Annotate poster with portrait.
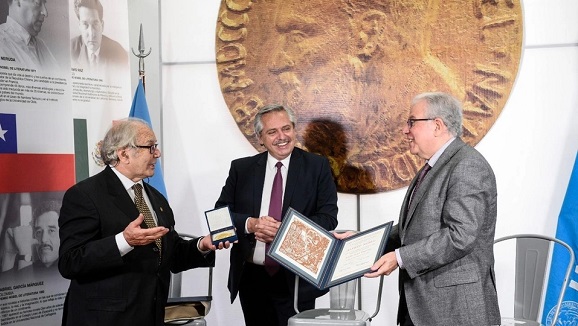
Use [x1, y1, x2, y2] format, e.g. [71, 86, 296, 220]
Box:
[0, 0, 133, 325]
[0, 192, 69, 326]
[67, 0, 132, 177]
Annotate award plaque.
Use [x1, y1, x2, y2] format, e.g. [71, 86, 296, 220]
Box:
[204, 206, 237, 245]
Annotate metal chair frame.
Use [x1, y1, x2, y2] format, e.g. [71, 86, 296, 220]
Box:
[494, 234, 575, 326]
[292, 274, 385, 322]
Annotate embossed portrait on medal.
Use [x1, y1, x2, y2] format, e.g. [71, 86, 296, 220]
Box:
[216, 0, 523, 193]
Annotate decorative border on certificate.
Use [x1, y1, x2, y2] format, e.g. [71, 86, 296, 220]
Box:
[204, 206, 237, 245]
[268, 207, 393, 290]
[268, 208, 335, 285]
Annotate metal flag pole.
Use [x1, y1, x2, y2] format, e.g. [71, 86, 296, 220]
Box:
[131, 23, 152, 91]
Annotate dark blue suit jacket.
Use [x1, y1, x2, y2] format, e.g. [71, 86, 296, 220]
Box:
[58, 166, 214, 326]
[215, 147, 338, 303]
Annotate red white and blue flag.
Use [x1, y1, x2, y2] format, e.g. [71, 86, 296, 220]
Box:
[0, 113, 75, 193]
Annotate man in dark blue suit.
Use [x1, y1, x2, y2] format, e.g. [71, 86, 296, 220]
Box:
[58, 118, 230, 326]
[216, 104, 339, 326]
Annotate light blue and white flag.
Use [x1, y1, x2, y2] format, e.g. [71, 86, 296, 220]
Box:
[129, 79, 168, 198]
[542, 151, 578, 325]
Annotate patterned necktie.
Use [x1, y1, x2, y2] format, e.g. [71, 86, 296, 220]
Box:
[133, 184, 162, 254]
[265, 162, 283, 275]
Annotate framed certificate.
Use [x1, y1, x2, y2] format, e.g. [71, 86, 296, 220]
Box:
[204, 206, 237, 245]
[268, 207, 392, 290]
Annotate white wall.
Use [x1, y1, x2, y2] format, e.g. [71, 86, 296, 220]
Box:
[131, 1, 578, 325]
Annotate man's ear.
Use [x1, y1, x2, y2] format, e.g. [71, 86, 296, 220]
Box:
[433, 118, 446, 135]
[118, 149, 129, 161]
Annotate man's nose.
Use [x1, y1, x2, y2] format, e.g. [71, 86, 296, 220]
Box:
[41, 231, 50, 243]
[40, 3, 48, 17]
[269, 49, 294, 74]
[402, 124, 410, 134]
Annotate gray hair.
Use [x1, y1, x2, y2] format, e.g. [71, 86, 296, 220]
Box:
[412, 92, 463, 137]
[100, 118, 150, 166]
[253, 104, 297, 137]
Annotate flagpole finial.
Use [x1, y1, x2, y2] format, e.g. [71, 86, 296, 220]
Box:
[131, 23, 152, 87]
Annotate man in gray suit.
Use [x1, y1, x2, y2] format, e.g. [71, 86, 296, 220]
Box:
[340, 92, 501, 325]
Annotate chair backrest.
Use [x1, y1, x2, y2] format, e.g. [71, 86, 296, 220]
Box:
[494, 234, 575, 325]
[292, 275, 385, 321]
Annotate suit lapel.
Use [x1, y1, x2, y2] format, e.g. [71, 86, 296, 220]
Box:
[283, 148, 303, 218]
[401, 138, 467, 232]
[253, 153, 267, 215]
[104, 166, 139, 224]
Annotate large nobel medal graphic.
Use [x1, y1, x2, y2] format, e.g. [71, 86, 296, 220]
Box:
[216, 0, 523, 193]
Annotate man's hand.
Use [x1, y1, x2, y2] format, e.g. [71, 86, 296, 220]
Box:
[365, 251, 399, 278]
[123, 214, 169, 247]
[332, 230, 357, 240]
[12, 225, 35, 256]
[198, 234, 236, 251]
[248, 216, 280, 243]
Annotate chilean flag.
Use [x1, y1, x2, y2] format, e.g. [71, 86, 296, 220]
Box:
[0, 113, 75, 193]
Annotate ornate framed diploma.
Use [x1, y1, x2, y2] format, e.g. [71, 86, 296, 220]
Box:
[204, 206, 237, 245]
[268, 207, 392, 290]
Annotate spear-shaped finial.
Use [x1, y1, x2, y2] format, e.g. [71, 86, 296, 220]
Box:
[131, 23, 152, 89]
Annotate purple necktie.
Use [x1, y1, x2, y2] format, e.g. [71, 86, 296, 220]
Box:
[265, 161, 283, 275]
[409, 163, 431, 208]
[404, 163, 431, 228]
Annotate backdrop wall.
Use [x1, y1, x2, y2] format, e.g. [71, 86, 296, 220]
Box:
[129, 1, 578, 325]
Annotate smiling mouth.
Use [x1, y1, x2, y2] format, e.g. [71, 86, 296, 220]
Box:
[274, 140, 289, 147]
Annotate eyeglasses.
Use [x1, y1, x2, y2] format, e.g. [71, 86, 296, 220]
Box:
[406, 118, 435, 129]
[134, 144, 158, 154]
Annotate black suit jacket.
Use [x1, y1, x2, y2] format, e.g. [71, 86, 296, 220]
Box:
[215, 148, 338, 303]
[58, 166, 214, 326]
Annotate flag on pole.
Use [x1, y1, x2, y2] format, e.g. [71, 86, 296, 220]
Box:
[541, 151, 578, 325]
[129, 79, 168, 198]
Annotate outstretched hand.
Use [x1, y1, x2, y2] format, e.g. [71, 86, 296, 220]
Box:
[365, 251, 399, 278]
[199, 234, 237, 251]
[123, 214, 169, 247]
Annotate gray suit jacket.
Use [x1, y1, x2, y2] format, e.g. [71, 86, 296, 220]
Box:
[390, 138, 500, 326]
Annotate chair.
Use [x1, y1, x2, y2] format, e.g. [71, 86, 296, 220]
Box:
[494, 234, 575, 326]
[164, 234, 214, 326]
[288, 275, 385, 325]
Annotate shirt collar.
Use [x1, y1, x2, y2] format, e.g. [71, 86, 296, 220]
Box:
[89, 47, 101, 58]
[427, 137, 456, 168]
[110, 165, 142, 191]
[267, 153, 291, 171]
[5, 16, 34, 45]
